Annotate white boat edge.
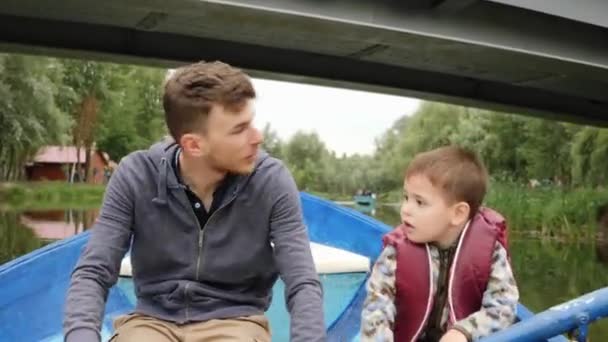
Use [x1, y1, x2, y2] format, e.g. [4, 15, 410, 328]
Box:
[119, 242, 370, 277]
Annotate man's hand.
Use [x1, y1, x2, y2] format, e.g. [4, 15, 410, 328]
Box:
[439, 329, 469, 342]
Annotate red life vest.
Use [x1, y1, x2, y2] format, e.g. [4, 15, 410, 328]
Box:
[382, 207, 508, 342]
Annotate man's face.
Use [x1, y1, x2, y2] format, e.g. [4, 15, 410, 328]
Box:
[193, 99, 263, 174]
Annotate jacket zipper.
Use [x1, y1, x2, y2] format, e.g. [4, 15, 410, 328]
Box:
[185, 193, 237, 321]
[434, 250, 452, 330]
[194, 196, 235, 280]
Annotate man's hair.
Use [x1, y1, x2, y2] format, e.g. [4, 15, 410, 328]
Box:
[405, 145, 488, 218]
[162, 61, 256, 141]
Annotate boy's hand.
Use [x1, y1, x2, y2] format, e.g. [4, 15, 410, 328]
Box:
[439, 329, 469, 342]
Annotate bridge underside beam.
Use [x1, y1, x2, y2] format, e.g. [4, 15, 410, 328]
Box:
[0, 0, 607, 126]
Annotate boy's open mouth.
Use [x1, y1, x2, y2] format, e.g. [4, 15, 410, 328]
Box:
[403, 220, 415, 230]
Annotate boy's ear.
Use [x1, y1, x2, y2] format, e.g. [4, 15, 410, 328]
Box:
[451, 201, 471, 227]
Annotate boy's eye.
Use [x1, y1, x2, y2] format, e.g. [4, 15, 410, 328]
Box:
[416, 199, 424, 206]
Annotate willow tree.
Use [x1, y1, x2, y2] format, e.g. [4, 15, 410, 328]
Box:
[0, 54, 71, 181]
[571, 127, 608, 187]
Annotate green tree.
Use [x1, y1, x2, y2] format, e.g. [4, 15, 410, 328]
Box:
[60, 59, 115, 181]
[283, 131, 329, 191]
[261, 123, 284, 160]
[0, 54, 72, 181]
[96, 65, 167, 160]
[519, 119, 573, 183]
[571, 127, 608, 187]
[373, 102, 464, 193]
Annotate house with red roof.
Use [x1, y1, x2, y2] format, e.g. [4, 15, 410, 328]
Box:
[24, 146, 114, 184]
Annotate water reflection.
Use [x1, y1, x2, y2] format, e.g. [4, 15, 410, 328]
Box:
[357, 203, 401, 227]
[353, 204, 376, 216]
[513, 239, 608, 338]
[0, 209, 98, 264]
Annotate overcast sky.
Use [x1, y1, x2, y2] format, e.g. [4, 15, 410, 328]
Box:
[251, 78, 420, 156]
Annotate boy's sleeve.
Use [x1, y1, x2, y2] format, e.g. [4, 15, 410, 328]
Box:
[451, 241, 519, 340]
[360, 245, 398, 342]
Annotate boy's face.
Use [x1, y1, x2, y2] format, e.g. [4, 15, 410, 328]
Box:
[400, 174, 468, 247]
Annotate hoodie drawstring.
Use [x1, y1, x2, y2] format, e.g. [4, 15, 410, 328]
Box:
[152, 157, 168, 205]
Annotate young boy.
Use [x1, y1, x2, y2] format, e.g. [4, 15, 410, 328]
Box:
[361, 145, 519, 342]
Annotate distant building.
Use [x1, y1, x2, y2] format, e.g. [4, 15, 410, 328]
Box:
[24, 145, 114, 184]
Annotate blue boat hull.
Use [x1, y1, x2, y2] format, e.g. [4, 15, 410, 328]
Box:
[0, 193, 574, 341]
[0, 193, 390, 342]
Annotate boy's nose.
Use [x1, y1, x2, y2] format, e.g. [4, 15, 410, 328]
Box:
[400, 202, 410, 220]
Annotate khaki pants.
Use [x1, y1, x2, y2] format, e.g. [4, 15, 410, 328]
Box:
[110, 313, 271, 342]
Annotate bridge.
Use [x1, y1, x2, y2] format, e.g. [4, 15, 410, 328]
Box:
[1, 0, 607, 126]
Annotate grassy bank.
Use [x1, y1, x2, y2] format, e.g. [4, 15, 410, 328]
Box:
[0, 182, 104, 211]
[379, 182, 608, 241]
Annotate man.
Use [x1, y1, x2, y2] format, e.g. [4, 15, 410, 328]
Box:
[64, 61, 325, 342]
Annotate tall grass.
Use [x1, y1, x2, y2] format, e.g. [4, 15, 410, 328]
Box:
[378, 182, 608, 241]
[486, 183, 607, 241]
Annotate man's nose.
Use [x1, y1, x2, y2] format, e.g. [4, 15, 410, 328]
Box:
[250, 127, 263, 145]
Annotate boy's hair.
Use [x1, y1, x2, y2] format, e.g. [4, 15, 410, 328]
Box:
[162, 61, 256, 141]
[406, 145, 488, 218]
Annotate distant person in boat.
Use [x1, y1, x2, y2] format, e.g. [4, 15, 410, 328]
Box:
[361, 146, 519, 342]
[63, 61, 325, 342]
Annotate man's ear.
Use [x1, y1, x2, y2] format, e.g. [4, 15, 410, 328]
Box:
[180, 133, 208, 157]
[451, 201, 471, 227]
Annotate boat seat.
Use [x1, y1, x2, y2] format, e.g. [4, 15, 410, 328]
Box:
[119, 242, 370, 277]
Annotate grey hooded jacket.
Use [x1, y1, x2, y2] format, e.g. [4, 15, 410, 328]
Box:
[64, 141, 325, 341]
